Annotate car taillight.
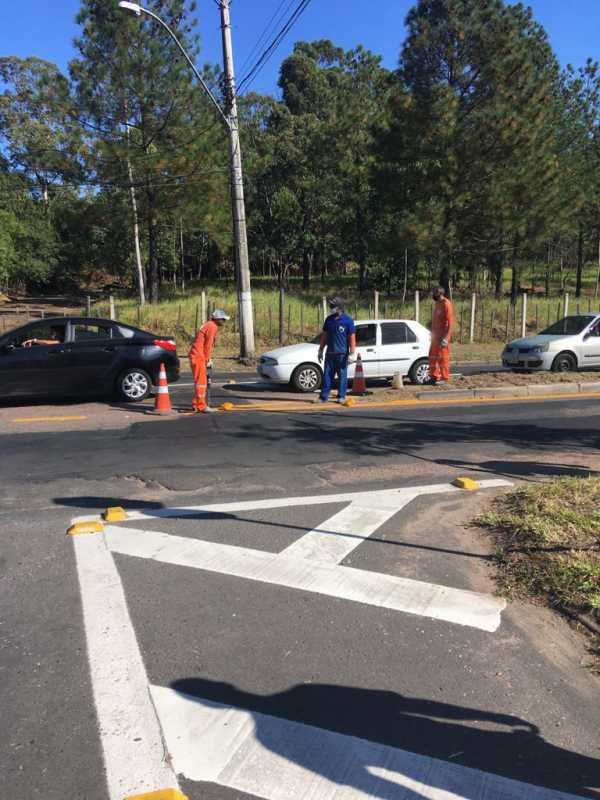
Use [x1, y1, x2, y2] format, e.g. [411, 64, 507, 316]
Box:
[154, 338, 177, 352]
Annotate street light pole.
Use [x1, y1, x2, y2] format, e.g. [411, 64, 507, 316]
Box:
[117, 1, 255, 358]
[218, 0, 254, 360]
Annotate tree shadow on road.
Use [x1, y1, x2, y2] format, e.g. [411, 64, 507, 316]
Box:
[170, 677, 600, 799]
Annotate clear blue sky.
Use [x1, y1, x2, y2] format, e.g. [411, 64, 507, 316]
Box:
[1, 0, 599, 96]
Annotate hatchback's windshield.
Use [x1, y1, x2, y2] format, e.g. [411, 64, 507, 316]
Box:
[540, 316, 595, 336]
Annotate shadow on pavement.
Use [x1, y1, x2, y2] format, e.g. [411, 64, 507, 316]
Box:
[171, 678, 600, 798]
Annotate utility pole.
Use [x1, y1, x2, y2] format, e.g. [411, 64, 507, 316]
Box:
[219, 0, 255, 359]
[117, 1, 255, 358]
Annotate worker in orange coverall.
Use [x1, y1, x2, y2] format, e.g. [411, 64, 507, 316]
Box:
[189, 308, 230, 413]
[428, 286, 454, 384]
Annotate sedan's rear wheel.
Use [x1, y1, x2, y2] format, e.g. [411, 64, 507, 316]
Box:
[551, 352, 576, 373]
[291, 363, 322, 393]
[117, 368, 151, 402]
[408, 358, 430, 385]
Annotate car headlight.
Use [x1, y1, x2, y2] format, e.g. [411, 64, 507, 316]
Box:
[531, 343, 549, 354]
[260, 356, 278, 366]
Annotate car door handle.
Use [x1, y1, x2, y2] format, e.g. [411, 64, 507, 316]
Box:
[412, 345, 419, 349]
[103, 346, 116, 352]
[366, 348, 375, 352]
[48, 348, 66, 356]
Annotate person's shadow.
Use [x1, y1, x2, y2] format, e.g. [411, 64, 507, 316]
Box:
[171, 678, 600, 799]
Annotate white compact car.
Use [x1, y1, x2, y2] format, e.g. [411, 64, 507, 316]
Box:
[502, 313, 600, 372]
[257, 319, 431, 392]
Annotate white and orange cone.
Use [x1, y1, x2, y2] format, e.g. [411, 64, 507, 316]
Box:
[351, 353, 367, 396]
[147, 362, 175, 415]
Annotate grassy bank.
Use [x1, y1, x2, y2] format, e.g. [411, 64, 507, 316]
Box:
[90, 282, 600, 357]
[477, 478, 600, 643]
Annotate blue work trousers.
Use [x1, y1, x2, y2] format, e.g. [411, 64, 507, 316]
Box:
[320, 353, 348, 401]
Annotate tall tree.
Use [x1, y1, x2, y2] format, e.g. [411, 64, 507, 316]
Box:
[69, 0, 229, 303]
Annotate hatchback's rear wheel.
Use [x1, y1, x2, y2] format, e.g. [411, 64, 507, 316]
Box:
[117, 368, 151, 402]
[551, 352, 576, 373]
[408, 358, 430, 385]
[291, 363, 322, 393]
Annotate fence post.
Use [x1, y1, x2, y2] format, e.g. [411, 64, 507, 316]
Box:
[489, 309, 496, 339]
[269, 306, 273, 339]
[322, 296, 327, 322]
[287, 305, 291, 339]
[109, 295, 115, 321]
[521, 292, 527, 337]
[300, 304, 304, 337]
[374, 290, 379, 320]
[469, 292, 476, 343]
[563, 292, 569, 318]
[86, 295, 91, 317]
[415, 290, 420, 323]
[279, 287, 285, 344]
[505, 303, 510, 340]
[459, 305, 465, 343]
[194, 303, 199, 331]
[480, 303, 485, 341]
[137, 305, 141, 326]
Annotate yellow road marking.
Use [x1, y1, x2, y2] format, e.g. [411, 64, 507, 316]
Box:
[13, 415, 88, 423]
[223, 390, 600, 414]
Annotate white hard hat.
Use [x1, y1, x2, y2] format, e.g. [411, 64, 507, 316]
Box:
[211, 309, 230, 320]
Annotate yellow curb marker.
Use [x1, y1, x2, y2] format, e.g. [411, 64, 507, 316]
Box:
[103, 506, 127, 522]
[124, 790, 189, 800]
[14, 415, 88, 423]
[220, 402, 235, 411]
[452, 477, 481, 491]
[67, 521, 104, 536]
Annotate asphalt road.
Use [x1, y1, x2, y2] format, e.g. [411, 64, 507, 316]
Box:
[1, 396, 599, 800]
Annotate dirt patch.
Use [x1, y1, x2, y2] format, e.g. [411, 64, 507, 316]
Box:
[348, 370, 600, 403]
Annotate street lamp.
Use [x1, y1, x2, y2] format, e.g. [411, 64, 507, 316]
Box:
[118, 0, 255, 359]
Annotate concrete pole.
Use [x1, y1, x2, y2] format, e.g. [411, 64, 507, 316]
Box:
[109, 295, 116, 321]
[521, 292, 527, 338]
[201, 291, 207, 324]
[322, 296, 328, 322]
[415, 290, 420, 323]
[219, 0, 255, 359]
[469, 292, 476, 343]
[374, 291, 379, 320]
[563, 292, 569, 318]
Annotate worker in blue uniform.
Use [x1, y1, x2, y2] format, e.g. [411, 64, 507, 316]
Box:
[317, 296, 356, 404]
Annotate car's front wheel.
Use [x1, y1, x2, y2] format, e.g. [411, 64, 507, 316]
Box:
[408, 358, 430, 385]
[290, 363, 322, 393]
[117, 368, 152, 402]
[551, 352, 577, 373]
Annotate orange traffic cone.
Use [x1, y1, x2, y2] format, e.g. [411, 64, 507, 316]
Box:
[147, 362, 175, 415]
[351, 353, 367, 396]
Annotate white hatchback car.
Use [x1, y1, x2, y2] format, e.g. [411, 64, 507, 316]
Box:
[502, 313, 600, 373]
[257, 319, 431, 392]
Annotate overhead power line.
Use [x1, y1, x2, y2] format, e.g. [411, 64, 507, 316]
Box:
[236, 0, 314, 96]
[237, 0, 296, 79]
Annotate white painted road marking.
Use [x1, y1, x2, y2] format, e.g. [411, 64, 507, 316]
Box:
[106, 524, 506, 631]
[102, 480, 509, 631]
[72, 533, 181, 800]
[71, 479, 511, 798]
[151, 686, 582, 800]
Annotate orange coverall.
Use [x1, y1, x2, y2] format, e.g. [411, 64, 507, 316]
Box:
[429, 297, 454, 382]
[189, 320, 218, 411]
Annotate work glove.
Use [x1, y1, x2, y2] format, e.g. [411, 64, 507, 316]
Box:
[348, 353, 357, 364]
[207, 359, 214, 369]
[440, 338, 449, 348]
[318, 348, 324, 363]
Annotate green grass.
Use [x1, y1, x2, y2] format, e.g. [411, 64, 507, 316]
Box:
[476, 478, 600, 629]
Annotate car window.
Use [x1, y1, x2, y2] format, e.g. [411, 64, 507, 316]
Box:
[380, 322, 416, 345]
[113, 324, 136, 339]
[356, 324, 377, 347]
[13, 323, 66, 347]
[587, 321, 600, 337]
[72, 323, 113, 341]
[540, 316, 595, 336]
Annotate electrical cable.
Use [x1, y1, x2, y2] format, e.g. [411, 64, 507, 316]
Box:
[236, 0, 314, 96]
